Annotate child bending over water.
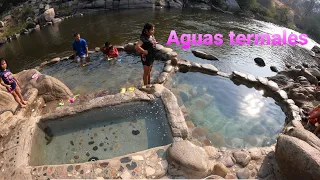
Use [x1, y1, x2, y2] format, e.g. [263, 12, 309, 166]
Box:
[0, 58, 27, 108]
[103, 41, 119, 59]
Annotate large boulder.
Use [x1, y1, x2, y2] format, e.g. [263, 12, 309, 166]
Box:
[275, 135, 320, 180]
[311, 45, 320, 54]
[307, 68, 320, 80]
[15, 69, 73, 102]
[225, 0, 240, 12]
[284, 127, 320, 152]
[0, 90, 19, 114]
[37, 8, 55, 25]
[167, 140, 209, 178]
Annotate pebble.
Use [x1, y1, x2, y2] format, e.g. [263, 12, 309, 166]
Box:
[213, 163, 228, 178]
[86, 152, 90, 157]
[126, 162, 137, 170]
[67, 165, 73, 172]
[236, 168, 250, 179]
[74, 155, 79, 159]
[100, 162, 109, 167]
[146, 166, 156, 177]
[232, 151, 251, 166]
[223, 156, 234, 168]
[75, 165, 81, 171]
[88, 141, 94, 145]
[93, 146, 98, 151]
[94, 168, 102, 174]
[132, 155, 144, 161]
[132, 130, 140, 135]
[248, 148, 262, 160]
[99, 143, 104, 147]
[120, 157, 132, 163]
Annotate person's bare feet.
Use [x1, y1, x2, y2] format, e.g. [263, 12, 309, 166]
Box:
[22, 100, 27, 105]
[20, 104, 26, 108]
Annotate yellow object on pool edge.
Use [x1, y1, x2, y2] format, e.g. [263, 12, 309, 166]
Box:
[120, 88, 126, 93]
[108, 58, 113, 61]
[128, 87, 135, 92]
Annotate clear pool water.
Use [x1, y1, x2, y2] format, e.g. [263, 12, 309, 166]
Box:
[40, 51, 164, 95]
[30, 99, 172, 166]
[165, 72, 286, 148]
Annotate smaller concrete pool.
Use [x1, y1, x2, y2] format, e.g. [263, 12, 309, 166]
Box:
[29, 99, 173, 166]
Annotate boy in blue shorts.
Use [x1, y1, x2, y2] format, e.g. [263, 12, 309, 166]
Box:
[72, 33, 89, 66]
[0, 58, 27, 108]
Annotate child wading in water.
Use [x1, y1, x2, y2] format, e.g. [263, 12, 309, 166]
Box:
[103, 41, 119, 59]
[0, 58, 27, 108]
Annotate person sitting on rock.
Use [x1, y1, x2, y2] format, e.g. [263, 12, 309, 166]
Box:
[103, 41, 119, 59]
[307, 105, 320, 134]
[0, 58, 27, 108]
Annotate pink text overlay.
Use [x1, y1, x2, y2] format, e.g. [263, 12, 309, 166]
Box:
[166, 30, 309, 49]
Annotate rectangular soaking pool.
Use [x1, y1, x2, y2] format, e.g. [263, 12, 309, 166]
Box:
[29, 99, 173, 166]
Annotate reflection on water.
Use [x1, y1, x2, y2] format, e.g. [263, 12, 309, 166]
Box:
[0, 9, 318, 77]
[165, 72, 286, 148]
[40, 51, 164, 95]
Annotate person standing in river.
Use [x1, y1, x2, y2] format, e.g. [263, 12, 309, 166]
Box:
[135, 23, 157, 86]
[72, 33, 89, 66]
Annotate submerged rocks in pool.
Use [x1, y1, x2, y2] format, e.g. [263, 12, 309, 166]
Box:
[86, 152, 90, 157]
[132, 130, 140, 135]
[250, 125, 266, 135]
[179, 91, 189, 102]
[191, 126, 208, 139]
[244, 136, 258, 146]
[254, 57, 265, 67]
[93, 146, 98, 151]
[88, 141, 94, 145]
[194, 99, 208, 109]
[70, 141, 74, 146]
[88, 157, 99, 162]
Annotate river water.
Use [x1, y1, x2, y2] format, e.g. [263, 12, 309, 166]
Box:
[0, 8, 318, 75]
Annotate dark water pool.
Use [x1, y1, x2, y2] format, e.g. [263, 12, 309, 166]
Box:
[29, 99, 172, 166]
[165, 72, 286, 148]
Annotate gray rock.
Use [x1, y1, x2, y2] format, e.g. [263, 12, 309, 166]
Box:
[257, 77, 268, 85]
[222, 156, 234, 168]
[213, 163, 228, 178]
[258, 161, 273, 178]
[248, 148, 262, 160]
[285, 127, 320, 152]
[295, 65, 303, 69]
[156, 44, 164, 51]
[247, 74, 257, 83]
[275, 135, 320, 180]
[233, 71, 247, 79]
[286, 99, 295, 105]
[290, 104, 300, 112]
[165, 51, 178, 60]
[270, 66, 278, 72]
[124, 43, 136, 52]
[190, 62, 201, 69]
[250, 125, 266, 135]
[236, 168, 250, 179]
[254, 57, 265, 67]
[302, 69, 318, 85]
[201, 64, 218, 74]
[157, 72, 169, 84]
[302, 62, 309, 68]
[267, 80, 279, 91]
[160, 47, 173, 54]
[164, 65, 173, 72]
[167, 140, 209, 177]
[169, 0, 183, 9]
[285, 63, 291, 68]
[278, 90, 288, 100]
[311, 45, 320, 53]
[225, 0, 241, 12]
[171, 57, 178, 66]
[192, 50, 218, 60]
[307, 68, 320, 80]
[232, 151, 251, 167]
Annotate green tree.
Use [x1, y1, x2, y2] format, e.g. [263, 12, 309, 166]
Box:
[236, 0, 259, 10]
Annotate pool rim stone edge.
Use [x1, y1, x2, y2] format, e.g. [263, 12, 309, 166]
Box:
[24, 85, 188, 168]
